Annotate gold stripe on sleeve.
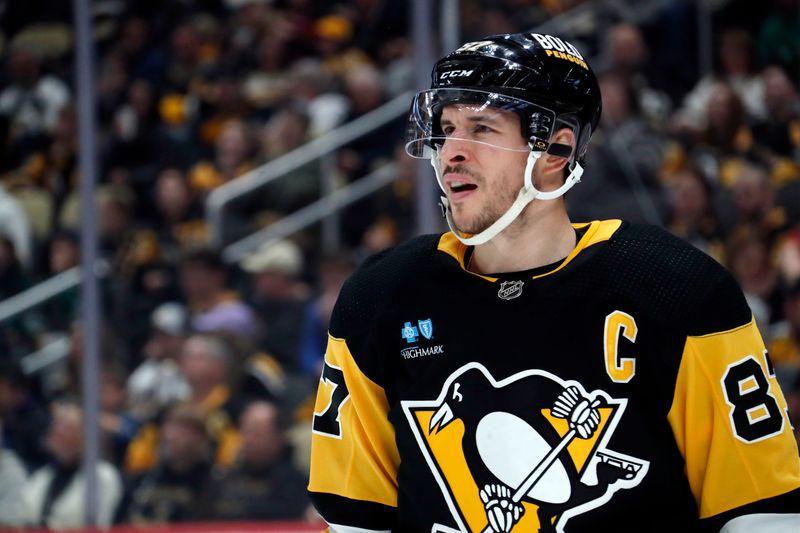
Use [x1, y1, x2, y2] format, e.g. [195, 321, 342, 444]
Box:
[667, 318, 800, 518]
[309, 335, 400, 507]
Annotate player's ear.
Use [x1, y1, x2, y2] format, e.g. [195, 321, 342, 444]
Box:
[540, 128, 576, 176]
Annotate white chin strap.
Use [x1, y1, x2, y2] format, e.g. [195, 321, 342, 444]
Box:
[431, 146, 584, 246]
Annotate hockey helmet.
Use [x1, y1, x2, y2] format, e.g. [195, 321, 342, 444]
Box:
[406, 32, 601, 161]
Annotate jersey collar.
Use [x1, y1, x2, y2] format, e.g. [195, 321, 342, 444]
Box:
[437, 219, 623, 282]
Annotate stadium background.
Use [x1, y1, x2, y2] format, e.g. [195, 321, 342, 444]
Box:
[1, 0, 800, 529]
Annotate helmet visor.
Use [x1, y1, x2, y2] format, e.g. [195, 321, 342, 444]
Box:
[405, 88, 558, 159]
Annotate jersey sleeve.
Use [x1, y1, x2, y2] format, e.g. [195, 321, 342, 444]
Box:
[307, 333, 400, 531]
[667, 314, 800, 530]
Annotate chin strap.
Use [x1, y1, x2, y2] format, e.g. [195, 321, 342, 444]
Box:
[431, 145, 584, 246]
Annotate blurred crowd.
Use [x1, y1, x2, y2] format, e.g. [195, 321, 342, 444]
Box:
[1, 0, 800, 529]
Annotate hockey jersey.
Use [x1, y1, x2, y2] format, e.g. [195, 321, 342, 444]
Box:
[308, 220, 800, 532]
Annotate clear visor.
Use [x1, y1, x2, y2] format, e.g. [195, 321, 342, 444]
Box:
[405, 88, 561, 159]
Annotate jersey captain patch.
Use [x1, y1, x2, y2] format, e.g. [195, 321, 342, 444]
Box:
[402, 363, 649, 533]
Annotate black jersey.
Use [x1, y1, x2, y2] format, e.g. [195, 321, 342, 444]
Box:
[308, 220, 800, 532]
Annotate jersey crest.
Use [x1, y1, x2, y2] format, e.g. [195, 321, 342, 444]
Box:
[401, 363, 649, 532]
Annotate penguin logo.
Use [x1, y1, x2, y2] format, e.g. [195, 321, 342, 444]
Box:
[402, 363, 649, 533]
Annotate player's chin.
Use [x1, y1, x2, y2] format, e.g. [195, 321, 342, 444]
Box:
[454, 217, 490, 236]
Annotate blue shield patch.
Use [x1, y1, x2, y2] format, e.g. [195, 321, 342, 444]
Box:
[402, 322, 419, 343]
[418, 319, 433, 340]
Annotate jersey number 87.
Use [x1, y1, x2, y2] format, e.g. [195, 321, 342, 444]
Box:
[722, 354, 786, 443]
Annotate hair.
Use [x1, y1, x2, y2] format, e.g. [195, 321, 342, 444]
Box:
[164, 402, 210, 438]
[0, 358, 28, 388]
[179, 247, 226, 273]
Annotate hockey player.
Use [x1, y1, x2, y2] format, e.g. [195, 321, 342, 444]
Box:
[308, 31, 800, 532]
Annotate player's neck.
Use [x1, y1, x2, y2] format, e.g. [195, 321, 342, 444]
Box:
[468, 205, 575, 275]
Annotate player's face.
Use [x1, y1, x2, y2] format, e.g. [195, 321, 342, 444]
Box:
[438, 105, 529, 235]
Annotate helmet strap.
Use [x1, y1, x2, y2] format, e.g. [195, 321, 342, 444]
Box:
[431, 145, 583, 246]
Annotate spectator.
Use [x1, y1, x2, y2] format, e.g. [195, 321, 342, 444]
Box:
[125, 332, 242, 474]
[689, 84, 757, 183]
[235, 11, 293, 119]
[757, 0, 800, 75]
[0, 46, 70, 142]
[241, 239, 310, 370]
[147, 167, 207, 262]
[127, 302, 191, 421]
[568, 72, 668, 225]
[188, 118, 257, 194]
[0, 422, 28, 527]
[198, 400, 310, 520]
[179, 333, 242, 466]
[100, 365, 141, 467]
[254, 105, 321, 219]
[114, 17, 167, 87]
[286, 58, 349, 137]
[675, 28, 766, 130]
[299, 254, 356, 378]
[0, 235, 36, 356]
[179, 248, 257, 339]
[164, 22, 205, 93]
[41, 320, 121, 402]
[107, 78, 160, 172]
[728, 160, 788, 240]
[665, 165, 726, 263]
[313, 14, 371, 79]
[786, 370, 800, 448]
[0, 180, 33, 268]
[121, 403, 214, 524]
[0, 359, 50, 471]
[604, 21, 672, 126]
[770, 279, 800, 370]
[727, 228, 783, 329]
[751, 65, 800, 177]
[20, 402, 123, 528]
[40, 230, 81, 334]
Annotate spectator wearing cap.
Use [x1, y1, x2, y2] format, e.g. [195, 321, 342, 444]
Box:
[127, 302, 191, 422]
[119, 403, 214, 524]
[178, 248, 258, 340]
[241, 239, 310, 371]
[196, 400, 310, 521]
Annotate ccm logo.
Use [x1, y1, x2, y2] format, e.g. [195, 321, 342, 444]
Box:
[439, 69, 474, 79]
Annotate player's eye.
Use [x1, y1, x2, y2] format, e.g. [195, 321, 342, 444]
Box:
[473, 123, 495, 134]
[442, 125, 455, 136]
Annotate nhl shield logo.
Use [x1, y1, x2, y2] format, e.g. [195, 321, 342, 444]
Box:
[418, 319, 434, 340]
[498, 280, 524, 300]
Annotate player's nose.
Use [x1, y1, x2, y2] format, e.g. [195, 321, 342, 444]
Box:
[440, 135, 473, 163]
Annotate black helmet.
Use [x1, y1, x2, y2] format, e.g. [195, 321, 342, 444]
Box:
[406, 32, 602, 162]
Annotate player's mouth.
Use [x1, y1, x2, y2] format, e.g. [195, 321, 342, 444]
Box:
[444, 174, 478, 201]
